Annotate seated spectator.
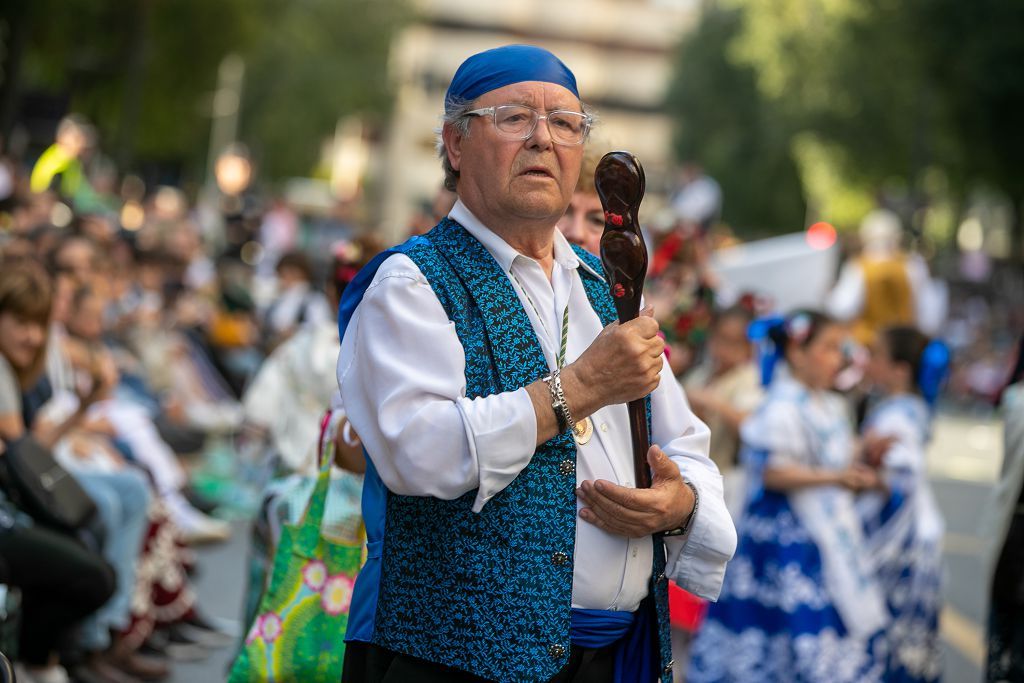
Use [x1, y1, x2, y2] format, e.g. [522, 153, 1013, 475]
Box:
[682, 305, 764, 516]
[63, 284, 230, 544]
[0, 257, 117, 683]
[261, 250, 331, 352]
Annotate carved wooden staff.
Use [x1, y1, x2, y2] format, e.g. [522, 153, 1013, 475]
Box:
[595, 151, 652, 489]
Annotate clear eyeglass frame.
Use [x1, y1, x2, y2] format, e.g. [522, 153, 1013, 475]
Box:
[465, 104, 592, 146]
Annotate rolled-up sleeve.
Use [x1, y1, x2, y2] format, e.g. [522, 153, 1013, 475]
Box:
[337, 255, 538, 511]
[651, 359, 738, 600]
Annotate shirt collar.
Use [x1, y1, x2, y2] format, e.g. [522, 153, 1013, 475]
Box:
[447, 199, 603, 281]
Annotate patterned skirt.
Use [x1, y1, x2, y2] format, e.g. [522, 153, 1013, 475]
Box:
[120, 501, 197, 649]
[687, 492, 883, 683]
[863, 494, 943, 683]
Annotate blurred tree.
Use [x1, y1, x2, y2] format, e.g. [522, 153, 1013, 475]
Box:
[667, 0, 1024, 248]
[917, 0, 1024, 258]
[664, 7, 806, 236]
[238, 0, 405, 179]
[2, 0, 405, 181]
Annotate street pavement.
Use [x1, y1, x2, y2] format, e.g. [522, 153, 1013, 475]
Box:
[170, 408, 1006, 682]
[929, 410, 1004, 683]
[169, 523, 249, 683]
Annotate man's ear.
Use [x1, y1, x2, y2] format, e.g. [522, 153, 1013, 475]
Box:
[442, 122, 464, 174]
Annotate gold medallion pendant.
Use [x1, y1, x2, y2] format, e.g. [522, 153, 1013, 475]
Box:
[573, 417, 593, 445]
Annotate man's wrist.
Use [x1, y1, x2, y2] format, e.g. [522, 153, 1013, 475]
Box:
[663, 480, 699, 537]
[560, 364, 599, 421]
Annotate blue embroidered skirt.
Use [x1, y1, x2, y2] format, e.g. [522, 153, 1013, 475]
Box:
[687, 491, 882, 683]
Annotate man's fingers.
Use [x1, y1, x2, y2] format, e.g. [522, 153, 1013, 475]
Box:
[640, 305, 654, 318]
[581, 479, 651, 511]
[648, 446, 681, 482]
[625, 315, 660, 338]
[578, 507, 647, 538]
[577, 482, 648, 520]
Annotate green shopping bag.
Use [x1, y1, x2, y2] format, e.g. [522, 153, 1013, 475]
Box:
[229, 446, 362, 682]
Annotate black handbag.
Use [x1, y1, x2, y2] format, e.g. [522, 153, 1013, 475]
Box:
[0, 436, 97, 532]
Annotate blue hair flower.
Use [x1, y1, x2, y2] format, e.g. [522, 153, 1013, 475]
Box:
[918, 340, 950, 407]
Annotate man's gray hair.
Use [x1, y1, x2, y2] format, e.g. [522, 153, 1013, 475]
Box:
[435, 98, 597, 193]
[435, 98, 476, 193]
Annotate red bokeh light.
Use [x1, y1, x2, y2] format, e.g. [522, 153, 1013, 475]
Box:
[806, 222, 837, 250]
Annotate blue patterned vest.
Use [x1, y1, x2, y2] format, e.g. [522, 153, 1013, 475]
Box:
[341, 218, 673, 682]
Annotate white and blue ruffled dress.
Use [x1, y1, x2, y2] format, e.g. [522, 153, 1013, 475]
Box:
[858, 394, 943, 683]
[688, 374, 887, 683]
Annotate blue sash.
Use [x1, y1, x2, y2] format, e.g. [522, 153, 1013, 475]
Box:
[571, 607, 656, 683]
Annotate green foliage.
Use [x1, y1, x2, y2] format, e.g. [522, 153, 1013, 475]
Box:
[239, 0, 405, 179]
[665, 7, 806, 236]
[9, 0, 405, 181]
[666, 0, 1024, 243]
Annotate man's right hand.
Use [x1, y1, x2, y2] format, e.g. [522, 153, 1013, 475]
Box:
[563, 306, 664, 418]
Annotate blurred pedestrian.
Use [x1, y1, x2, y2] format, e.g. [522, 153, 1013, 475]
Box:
[29, 115, 95, 204]
[682, 305, 764, 516]
[987, 334, 1024, 682]
[827, 209, 946, 347]
[670, 162, 722, 235]
[859, 326, 947, 682]
[262, 250, 331, 352]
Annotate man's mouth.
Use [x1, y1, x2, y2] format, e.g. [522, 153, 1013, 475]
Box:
[521, 166, 554, 178]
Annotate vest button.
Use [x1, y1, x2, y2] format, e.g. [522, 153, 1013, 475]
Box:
[558, 459, 575, 476]
[548, 643, 567, 659]
[551, 551, 569, 566]
[663, 660, 675, 675]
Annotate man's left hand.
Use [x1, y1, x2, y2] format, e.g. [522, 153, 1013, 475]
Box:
[576, 446, 695, 538]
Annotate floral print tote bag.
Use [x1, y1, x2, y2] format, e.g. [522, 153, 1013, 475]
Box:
[229, 446, 362, 682]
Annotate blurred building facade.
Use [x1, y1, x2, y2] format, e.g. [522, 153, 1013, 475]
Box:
[375, 0, 701, 242]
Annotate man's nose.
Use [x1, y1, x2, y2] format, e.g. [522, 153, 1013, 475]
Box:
[525, 116, 554, 150]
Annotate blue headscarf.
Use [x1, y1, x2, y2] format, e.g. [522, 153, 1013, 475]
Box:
[445, 45, 580, 113]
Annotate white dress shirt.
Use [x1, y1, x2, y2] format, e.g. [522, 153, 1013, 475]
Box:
[338, 200, 736, 610]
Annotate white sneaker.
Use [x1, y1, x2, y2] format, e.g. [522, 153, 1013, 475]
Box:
[19, 664, 69, 683]
[166, 494, 232, 544]
[13, 664, 34, 683]
[177, 512, 231, 545]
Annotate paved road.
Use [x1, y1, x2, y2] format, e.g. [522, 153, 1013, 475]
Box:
[169, 523, 249, 683]
[171, 409, 1006, 682]
[929, 411, 1004, 683]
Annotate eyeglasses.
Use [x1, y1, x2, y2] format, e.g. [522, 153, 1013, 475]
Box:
[465, 104, 592, 146]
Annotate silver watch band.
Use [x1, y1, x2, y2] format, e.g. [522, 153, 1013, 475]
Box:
[663, 480, 699, 537]
[543, 369, 575, 433]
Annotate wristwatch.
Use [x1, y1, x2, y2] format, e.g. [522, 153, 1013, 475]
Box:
[662, 480, 699, 537]
[543, 369, 575, 433]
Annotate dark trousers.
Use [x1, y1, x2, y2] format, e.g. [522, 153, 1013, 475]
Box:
[0, 525, 115, 664]
[342, 641, 616, 683]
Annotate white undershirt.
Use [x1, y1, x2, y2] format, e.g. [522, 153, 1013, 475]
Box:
[337, 200, 736, 610]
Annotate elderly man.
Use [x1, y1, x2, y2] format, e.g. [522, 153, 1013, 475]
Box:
[337, 45, 736, 683]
